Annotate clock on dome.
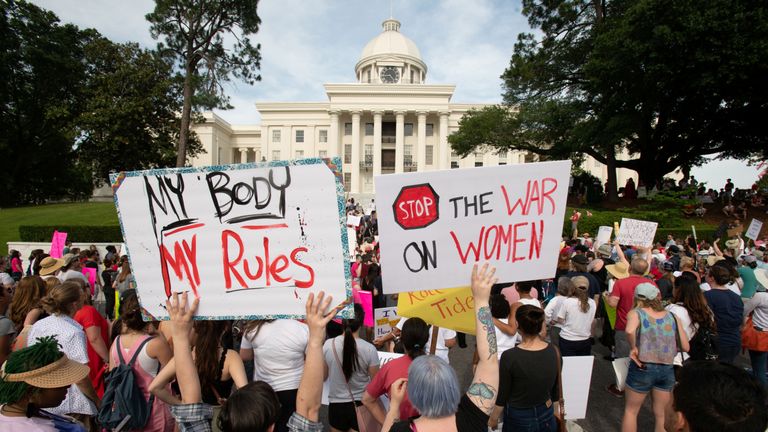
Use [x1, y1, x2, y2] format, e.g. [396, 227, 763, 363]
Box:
[380, 66, 400, 83]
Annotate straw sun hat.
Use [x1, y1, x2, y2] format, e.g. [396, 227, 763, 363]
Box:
[0, 336, 89, 394]
[38, 256, 64, 276]
[606, 262, 630, 279]
[1, 355, 88, 388]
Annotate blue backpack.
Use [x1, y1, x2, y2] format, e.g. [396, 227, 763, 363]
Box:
[98, 336, 156, 430]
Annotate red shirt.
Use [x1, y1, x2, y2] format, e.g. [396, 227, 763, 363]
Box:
[365, 355, 418, 420]
[74, 305, 110, 397]
[610, 275, 657, 331]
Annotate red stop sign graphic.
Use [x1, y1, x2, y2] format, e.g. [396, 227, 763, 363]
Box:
[393, 183, 440, 230]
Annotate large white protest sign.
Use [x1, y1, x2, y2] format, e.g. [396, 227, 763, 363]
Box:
[375, 161, 571, 293]
[374, 307, 400, 339]
[111, 158, 351, 320]
[746, 219, 763, 241]
[614, 218, 658, 248]
[595, 226, 613, 248]
[379, 351, 404, 367]
[563, 356, 595, 419]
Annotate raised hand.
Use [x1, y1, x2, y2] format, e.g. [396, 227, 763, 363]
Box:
[166, 292, 198, 338]
[471, 263, 498, 302]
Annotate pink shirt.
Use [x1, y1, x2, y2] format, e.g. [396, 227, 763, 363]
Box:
[366, 355, 417, 420]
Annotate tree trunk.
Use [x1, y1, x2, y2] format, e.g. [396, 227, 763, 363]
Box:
[605, 149, 618, 202]
[176, 65, 194, 168]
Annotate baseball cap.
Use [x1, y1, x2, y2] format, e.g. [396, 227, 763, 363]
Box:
[635, 283, 660, 300]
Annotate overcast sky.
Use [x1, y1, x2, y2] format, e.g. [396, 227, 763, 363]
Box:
[30, 0, 761, 188]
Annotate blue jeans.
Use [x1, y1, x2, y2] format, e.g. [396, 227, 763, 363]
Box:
[749, 350, 767, 387]
[503, 403, 557, 432]
[625, 362, 675, 393]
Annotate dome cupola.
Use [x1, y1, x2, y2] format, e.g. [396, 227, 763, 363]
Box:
[355, 19, 427, 84]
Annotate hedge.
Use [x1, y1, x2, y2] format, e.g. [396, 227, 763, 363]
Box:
[19, 225, 123, 243]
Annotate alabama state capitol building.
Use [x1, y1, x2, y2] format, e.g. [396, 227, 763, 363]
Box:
[190, 18, 633, 197]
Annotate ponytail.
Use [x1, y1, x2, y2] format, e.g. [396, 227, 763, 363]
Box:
[341, 304, 364, 381]
[575, 286, 589, 313]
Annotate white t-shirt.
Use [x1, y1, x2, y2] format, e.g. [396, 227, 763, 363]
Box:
[665, 303, 694, 365]
[700, 282, 741, 296]
[519, 298, 542, 308]
[396, 319, 457, 363]
[745, 292, 768, 329]
[494, 318, 517, 359]
[544, 295, 567, 327]
[58, 269, 89, 286]
[556, 297, 597, 341]
[240, 320, 309, 391]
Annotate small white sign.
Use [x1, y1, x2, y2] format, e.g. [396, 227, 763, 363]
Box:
[746, 219, 763, 241]
[595, 226, 613, 249]
[378, 351, 404, 367]
[347, 215, 362, 227]
[374, 307, 400, 339]
[615, 218, 658, 248]
[563, 355, 595, 420]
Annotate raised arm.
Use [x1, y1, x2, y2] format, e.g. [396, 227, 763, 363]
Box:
[614, 240, 629, 266]
[167, 292, 201, 404]
[466, 263, 500, 415]
[713, 238, 723, 257]
[295, 292, 341, 422]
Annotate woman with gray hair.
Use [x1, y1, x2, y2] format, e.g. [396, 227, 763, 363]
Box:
[382, 263, 500, 431]
[544, 277, 574, 347]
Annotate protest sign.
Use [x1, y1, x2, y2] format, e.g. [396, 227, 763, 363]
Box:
[396, 287, 475, 334]
[595, 226, 612, 249]
[110, 158, 351, 320]
[746, 219, 763, 241]
[375, 161, 571, 293]
[614, 218, 658, 248]
[347, 215, 362, 227]
[82, 268, 97, 295]
[374, 307, 400, 339]
[357, 290, 374, 327]
[379, 351, 404, 368]
[563, 356, 595, 419]
[49, 231, 67, 259]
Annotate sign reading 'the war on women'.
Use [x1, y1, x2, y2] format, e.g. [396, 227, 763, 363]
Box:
[111, 158, 351, 320]
[375, 160, 571, 293]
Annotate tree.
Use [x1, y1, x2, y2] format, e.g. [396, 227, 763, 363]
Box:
[0, 0, 94, 206]
[76, 38, 202, 184]
[450, 0, 768, 201]
[146, 0, 262, 167]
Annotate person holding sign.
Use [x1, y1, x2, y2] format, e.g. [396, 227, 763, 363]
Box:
[383, 263, 500, 432]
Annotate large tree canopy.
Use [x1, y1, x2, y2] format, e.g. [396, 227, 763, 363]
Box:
[146, 0, 262, 167]
[450, 0, 768, 199]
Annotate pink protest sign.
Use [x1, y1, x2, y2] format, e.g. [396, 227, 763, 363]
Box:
[357, 290, 375, 327]
[49, 231, 67, 258]
[82, 267, 97, 295]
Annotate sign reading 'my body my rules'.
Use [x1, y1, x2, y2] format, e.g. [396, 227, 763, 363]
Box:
[375, 160, 572, 294]
[110, 158, 351, 320]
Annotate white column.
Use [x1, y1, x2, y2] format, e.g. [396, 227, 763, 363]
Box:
[439, 111, 450, 169]
[373, 111, 382, 177]
[395, 111, 405, 173]
[417, 111, 427, 171]
[254, 148, 261, 162]
[329, 110, 340, 158]
[239, 148, 248, 164]
[351, 111, 361, 193]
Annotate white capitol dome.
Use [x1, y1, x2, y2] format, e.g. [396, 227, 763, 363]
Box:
[355, 19, 428, 84]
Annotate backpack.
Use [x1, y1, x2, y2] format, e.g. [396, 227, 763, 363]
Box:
[687, 324, 719, 361]
[98, 336, 156, 430]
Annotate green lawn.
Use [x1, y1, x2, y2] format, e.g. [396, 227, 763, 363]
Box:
[0, 202, 119, 249]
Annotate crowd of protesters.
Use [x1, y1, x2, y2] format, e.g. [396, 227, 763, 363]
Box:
[0, 197, 767, 432]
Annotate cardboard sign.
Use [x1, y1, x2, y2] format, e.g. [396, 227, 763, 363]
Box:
[396, 287, 476, 334]
[595, 226, 612, 249]
[563, 356, 595, 419]
[614, 218, 658, 248]
[746, 219, 762, 240]
[375, 161, 571, 293]
[81, 268, 97, 295]
[374, 307, 400, 339]
[110, 158, 351, 320]
[49, 231, 67, 259]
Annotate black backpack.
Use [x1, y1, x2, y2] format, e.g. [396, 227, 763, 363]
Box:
[98, 336, 156, 430]
[687, 324, 719, 361]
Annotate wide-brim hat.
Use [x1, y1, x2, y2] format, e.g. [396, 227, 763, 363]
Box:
[725, 239, 741, 249]
[756, 269, 768, 292]
[39, 256, 64, 276]
[707, 255, 725, 267]
[606, 262, 630, 279]
[1, 354, 88, 388]
[597, 243, 613, 257]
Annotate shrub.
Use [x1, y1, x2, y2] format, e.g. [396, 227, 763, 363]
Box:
[19, 225, 123, 243]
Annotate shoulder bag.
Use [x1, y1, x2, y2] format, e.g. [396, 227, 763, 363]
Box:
[331, 338, 382, 432]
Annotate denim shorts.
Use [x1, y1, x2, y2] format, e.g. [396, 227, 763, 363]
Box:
[625, 362, 675, 393]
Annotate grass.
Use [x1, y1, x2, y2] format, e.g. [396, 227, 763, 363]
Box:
[0, 202, 119, 249]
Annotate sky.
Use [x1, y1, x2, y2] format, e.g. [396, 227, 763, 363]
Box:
[30, 0, 762, 189]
